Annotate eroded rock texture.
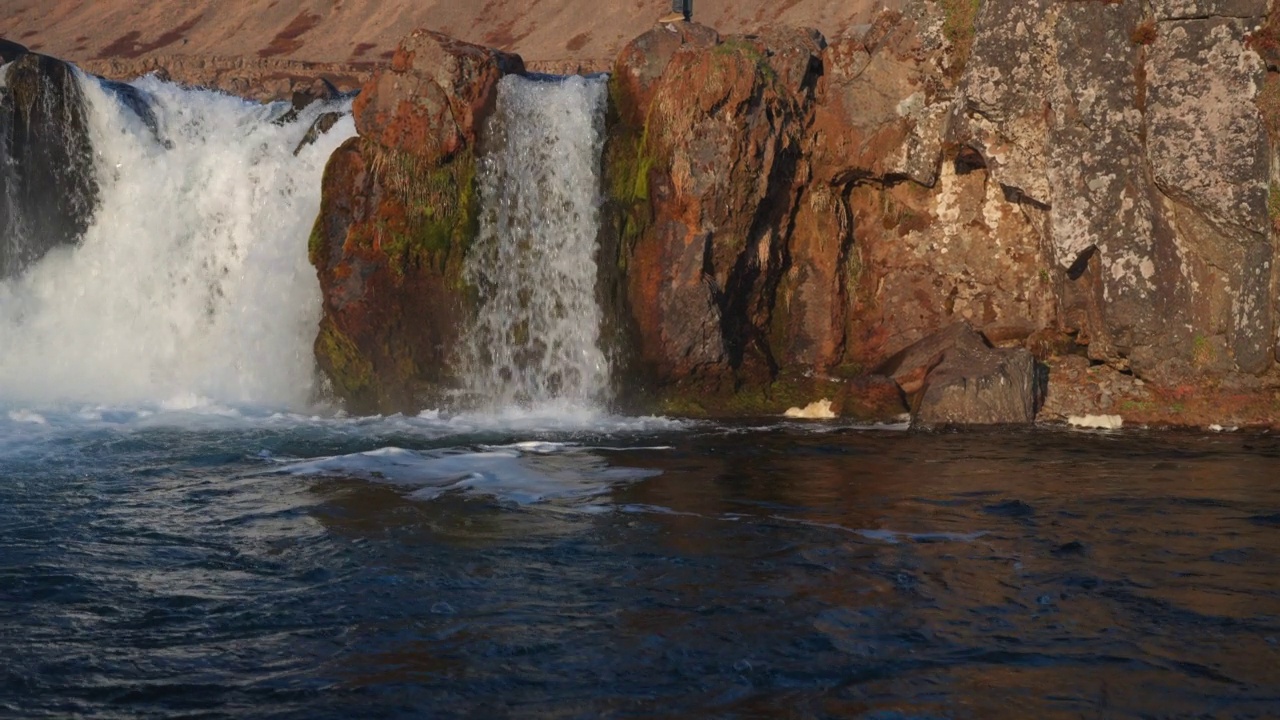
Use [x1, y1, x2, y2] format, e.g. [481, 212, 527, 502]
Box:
[310, 30, 523, 413]
[951, 0, 1273, 384]
[608, 25, 821, 391]
[597, 0, 1280, 424]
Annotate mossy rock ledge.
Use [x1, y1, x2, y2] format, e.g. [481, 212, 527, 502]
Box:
[309, 30, 523, 414]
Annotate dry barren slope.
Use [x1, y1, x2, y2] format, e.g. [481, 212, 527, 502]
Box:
[1, 0, 898, 70]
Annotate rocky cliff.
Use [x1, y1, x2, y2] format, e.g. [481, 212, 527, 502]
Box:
[303, 0, 1280, 426]
[590, 0, 1280, 425]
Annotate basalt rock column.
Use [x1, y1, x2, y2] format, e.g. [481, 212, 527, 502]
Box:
[605, 24, 825, 398]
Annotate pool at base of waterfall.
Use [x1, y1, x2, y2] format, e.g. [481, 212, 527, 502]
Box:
[2, 408, 1278, 719]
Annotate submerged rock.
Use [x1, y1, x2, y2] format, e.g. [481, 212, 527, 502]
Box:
[0, 51, 98, 279]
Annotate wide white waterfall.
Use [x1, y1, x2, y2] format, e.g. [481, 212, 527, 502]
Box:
[0, 71, 354, 409]
[461, 74, 610, 412]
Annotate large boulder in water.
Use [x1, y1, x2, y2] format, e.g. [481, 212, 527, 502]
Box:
[310, 30, 524, 414]
[0, 50, 99, 279]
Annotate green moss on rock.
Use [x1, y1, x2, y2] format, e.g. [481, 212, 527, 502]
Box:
[937, 0, 982, 79]
[315, 318, 376, 406]
[366, 139, 479, 280]
[604, 77, 661, 262]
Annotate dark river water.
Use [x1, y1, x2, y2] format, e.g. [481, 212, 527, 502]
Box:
[2, 409, 1278, 719]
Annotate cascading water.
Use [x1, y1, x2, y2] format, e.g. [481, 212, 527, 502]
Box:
[0, 69, 354, 409]
[461, 74, 610, 412]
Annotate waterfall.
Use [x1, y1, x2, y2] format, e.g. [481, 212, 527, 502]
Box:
[461, 74, 610, 412]
[0, 68, 354, 408]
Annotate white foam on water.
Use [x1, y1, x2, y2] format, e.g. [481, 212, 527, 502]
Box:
[6, 409, 47, 425]
[0, 71, 355, 409]
[461, 74, 610, 413]
[275, 444, 661, 505]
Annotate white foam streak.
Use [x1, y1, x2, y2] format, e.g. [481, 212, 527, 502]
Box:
[0, 73, 354, 408]
[277, 445, 661, 505]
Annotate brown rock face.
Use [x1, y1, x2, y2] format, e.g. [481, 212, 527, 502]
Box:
[798, 6, 1056, 375]
[603, 10, 1063, 418]
[308, 3, 1280, 423]
[949, 0, 1273, 382]
[310, 31, 522, 413]
[611, 22, 719, 127]
[608, 25, 823, 392]
[352, 30, 524, 164]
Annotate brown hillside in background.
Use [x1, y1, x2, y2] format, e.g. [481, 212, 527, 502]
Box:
[1, 0, 900, 72]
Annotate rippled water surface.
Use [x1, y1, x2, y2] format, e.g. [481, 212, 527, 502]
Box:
[2, 411, 1278, 718]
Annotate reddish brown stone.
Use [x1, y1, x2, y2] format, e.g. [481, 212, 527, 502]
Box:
[311, 30, 523, 413]
[611, 22, 718, 127]
[352, 30, 523, 164]
[611, 29, 822, 388]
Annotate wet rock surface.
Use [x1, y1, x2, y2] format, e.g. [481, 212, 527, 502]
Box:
[293, 111, 343, 156]
[0, 51, 98, 280]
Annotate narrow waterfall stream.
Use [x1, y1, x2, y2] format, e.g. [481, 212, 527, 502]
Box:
[461, 74, 610, 412]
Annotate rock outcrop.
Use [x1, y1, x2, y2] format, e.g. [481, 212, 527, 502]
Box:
[947, 0, 1272, 384]
[309, 30, 523, 414]
[310, 1, 1280, 426]
[878, 323, 1041, 426]
[600, 12, 1052, 420]
[1, 47, 99, 279]
[79, 55, 369, 103]
[608, 23, 822, 390]
[597, 1, 1280, 424]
